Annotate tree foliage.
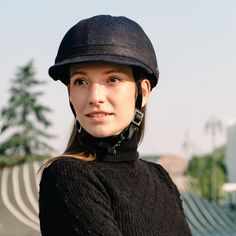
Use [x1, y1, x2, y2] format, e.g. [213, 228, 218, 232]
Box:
[0, 61, 54, 157]
[187, 146, 227, 201]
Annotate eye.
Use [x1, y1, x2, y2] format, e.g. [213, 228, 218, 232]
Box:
[107, 76, 121, 84]
[73, 79, 88, 86]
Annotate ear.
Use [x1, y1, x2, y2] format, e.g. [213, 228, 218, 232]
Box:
[141, 79, 151, 107]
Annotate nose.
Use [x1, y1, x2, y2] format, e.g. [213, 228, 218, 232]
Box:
[88, 83, 105, 105]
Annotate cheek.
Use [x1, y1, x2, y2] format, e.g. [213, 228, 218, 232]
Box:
[70, 92, 84, 112]
[126, 84, 136, 105]
[117, 85, 136, 111]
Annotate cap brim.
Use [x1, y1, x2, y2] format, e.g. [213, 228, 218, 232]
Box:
[49, 54, 158, 88]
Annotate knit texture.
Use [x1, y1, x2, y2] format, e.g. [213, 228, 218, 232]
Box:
[39, 135, 192, 236]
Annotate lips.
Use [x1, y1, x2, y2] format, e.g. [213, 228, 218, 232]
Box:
[86, 112, 113, 118]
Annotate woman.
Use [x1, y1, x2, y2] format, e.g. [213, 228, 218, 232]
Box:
[39, 15, 192, 236]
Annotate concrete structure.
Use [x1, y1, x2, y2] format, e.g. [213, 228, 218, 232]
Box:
[159, 154, 188, 177]
[225, 120, 236, 182]
[224, 121, 236, 208]
[0, 161, 42, 236]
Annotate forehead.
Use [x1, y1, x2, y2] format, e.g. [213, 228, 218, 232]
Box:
[70, 62, 133, 75]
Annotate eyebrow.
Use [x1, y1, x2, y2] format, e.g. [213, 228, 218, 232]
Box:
[70, 71, 87, 77]
[70, 68, 126, 77]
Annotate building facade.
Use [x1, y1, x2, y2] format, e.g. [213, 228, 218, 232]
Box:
[225, 120, 236, 182]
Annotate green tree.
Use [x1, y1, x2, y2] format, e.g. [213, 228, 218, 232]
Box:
[187, 146, 227, 201]
[0, 61, 54, 157]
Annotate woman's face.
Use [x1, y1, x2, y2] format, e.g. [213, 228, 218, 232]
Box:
[69, 62, 137, 138]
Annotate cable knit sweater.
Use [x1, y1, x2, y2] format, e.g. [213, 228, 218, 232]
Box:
[39, 133, 192, 236]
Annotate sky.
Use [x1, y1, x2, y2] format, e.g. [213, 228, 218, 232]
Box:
[0, 0, 235, 159]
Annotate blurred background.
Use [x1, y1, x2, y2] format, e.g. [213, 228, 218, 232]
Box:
[0, 0, 236, 235]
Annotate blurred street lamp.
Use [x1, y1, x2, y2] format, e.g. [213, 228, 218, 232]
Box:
[205, 116, 222, 201]
[182, 131, 192, 160]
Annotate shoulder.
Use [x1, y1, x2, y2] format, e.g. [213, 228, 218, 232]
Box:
[40, 157, 95, 188]
[139, 159, 178, 190]
[139, 158, 170, 177]
[139, 159, 185, 210]
[43, 156, 92, 174]
[39, 156, 107, 201]
[39, 156, 110, 205]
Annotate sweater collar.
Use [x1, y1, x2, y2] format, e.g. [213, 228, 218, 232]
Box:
[77, 127, 139, 162]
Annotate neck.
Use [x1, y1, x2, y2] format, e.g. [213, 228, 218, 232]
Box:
[76, 123, 140, 162]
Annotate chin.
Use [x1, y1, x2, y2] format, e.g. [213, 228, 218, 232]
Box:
[87, 128, 122, 138]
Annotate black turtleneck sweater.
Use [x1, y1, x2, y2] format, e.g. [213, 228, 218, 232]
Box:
[39, 131, 192, 236]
